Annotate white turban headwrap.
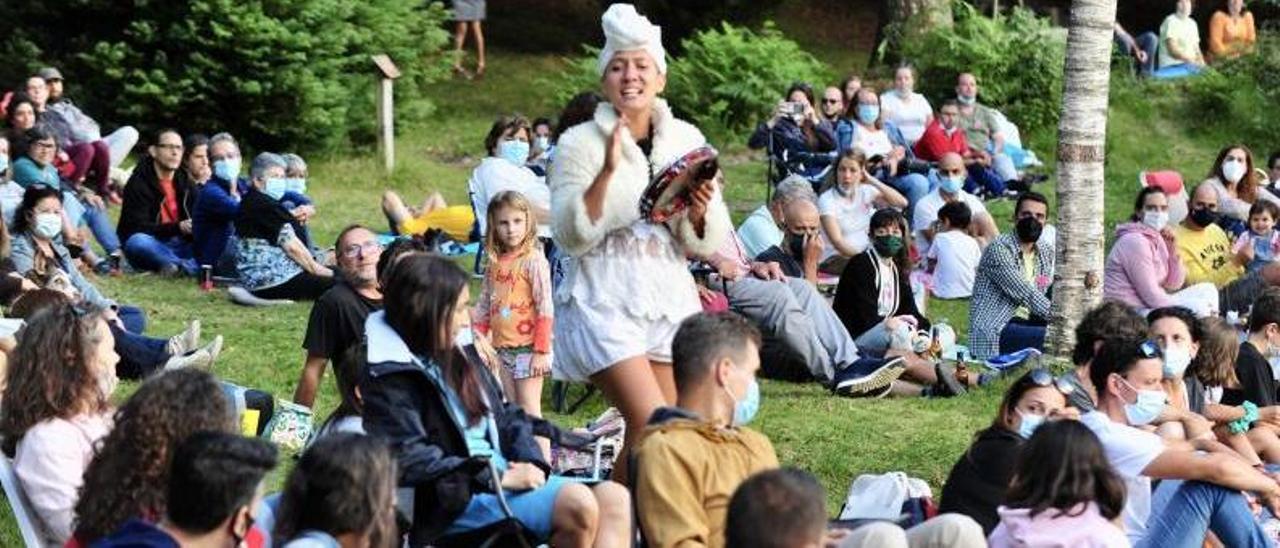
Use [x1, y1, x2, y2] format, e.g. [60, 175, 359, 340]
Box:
[596, 4, 667, 76]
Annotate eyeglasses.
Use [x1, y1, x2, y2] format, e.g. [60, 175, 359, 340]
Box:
[342, 240, 382, 259]
[1026, 368, 1075, 396]
[32, 142, 56, 150]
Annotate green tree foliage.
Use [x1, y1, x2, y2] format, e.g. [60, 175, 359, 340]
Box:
[0, 0, 451, 152]
[893, 1, 1066, 136]
[550, 21, 828, 144]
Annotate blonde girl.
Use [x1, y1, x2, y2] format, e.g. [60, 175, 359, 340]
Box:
[473, 190, 553, 456]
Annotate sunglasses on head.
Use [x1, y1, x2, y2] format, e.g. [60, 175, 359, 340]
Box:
[1138, 340, 1163, 360]
[1026, 368, 1075, 396]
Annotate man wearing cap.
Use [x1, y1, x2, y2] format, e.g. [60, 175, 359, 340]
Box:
[40, 67, 139, 171]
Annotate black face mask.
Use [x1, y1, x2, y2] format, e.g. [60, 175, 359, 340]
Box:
[787, 233, 807, 258]
[1189, 207, 1219, 228]
[1015, 216, 1043, 243]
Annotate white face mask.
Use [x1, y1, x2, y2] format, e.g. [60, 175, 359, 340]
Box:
[1142, 210, 1169, 231]
[1223, 159, 1247, 184]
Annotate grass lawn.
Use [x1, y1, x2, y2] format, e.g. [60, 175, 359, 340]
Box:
[0, 48, 1257, 543]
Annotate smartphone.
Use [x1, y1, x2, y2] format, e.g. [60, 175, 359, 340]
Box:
[781, 101, 804, 117]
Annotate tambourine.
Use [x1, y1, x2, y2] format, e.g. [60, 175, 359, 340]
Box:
[639, 145, 719, 223]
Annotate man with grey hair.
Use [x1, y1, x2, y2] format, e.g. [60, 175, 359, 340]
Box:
[233, 152, 334, 300]
[737, 175, 817, 259]
[193, 133, 247, 275]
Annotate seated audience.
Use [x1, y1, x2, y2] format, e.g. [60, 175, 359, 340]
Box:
[954, 73, 1021, 186]
[988, 420, 1129, 547]
[5, 94, 37, 138]
[182, 133, 211, 186]
[193, 132, 247, 276]
[468, 114, 551, 238]
[25, 75, 117, 202]
[117, 128, 198, 276]
[529, 116, 554, 170]
[968, 192, 1053, 359]
[748, 82, 837, 183]
[293, 225, 383, 408]
[278, 152, 317, 248]
[72, 369, 236, 544]
[0, 304, 117, 546]
[1104, 187, 1218, 317]
[1268, 150, 1280, 189]
[914, 100, 1007, 198]
[1235, 202, 1280, 277]
[40, 68, 137, 170]
[819, 85, 845, 124]
[274, 433, 397, 548]
[1208, 0, 1255, 60]
[1230, 290, 1280, 411]
[234, 153, 334, 301]
[11, 125, 122, 274]
[1058, 301, 1149, 412]
[912, 153, 999, 256]
[756, 197, 824, 284]
[839, 74, 862, 106]
[1155, 0, 1207, 78]
[1115, 22, 1158, 76]
[1202, 144, 1276, 230]
[838, 88, 930, 208]
[926, 201, 980, 299]
[91, 432, 277, 547]
[879, 65, 933, 146]
[11, 186, 220, 377]
[380, 189, 475, 242]
[834, 209, 972, 397]
[738, 175, 816, 260]
[940, 369, 1076, 533]
[360, 254, 630, 546]
[1191, 315, 1280, 463]
[725, 468, 830, 548]
[1083, 335, 1280, 546]
[1172, 182, 1280, 314]
[818, 149, 908, 269]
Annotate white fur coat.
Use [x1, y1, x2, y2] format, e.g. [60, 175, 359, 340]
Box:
[549, 98, 731, 258]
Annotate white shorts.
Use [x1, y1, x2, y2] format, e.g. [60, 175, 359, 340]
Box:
[552, 299, 691, 382]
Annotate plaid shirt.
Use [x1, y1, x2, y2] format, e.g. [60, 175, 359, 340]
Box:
[968, 233, 1054, 359]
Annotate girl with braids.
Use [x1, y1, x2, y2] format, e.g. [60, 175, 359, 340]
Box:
[0, 304, 117, 545]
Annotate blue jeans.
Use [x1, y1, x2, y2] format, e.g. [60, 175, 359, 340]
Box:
[111, 305, 169, 379]
[81, 202, 120, 254]
[998, 320, 1046, 355]
[964, 164, 1007, 196]
[1153, 62, 1204, 80]
[1139, 479, 1270, 548]
[123, 233, 197, 274]
[890, 173, 930, 214]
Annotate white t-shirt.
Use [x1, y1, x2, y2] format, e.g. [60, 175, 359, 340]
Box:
[927, 230, 980, 298]
[468, 157, 551, 237]
[852, 127, 893, 158]
[1158, 14, 1201, 69]
[880, 90, 933, 144]
[1080, 411, 1164, 545]
[911, 189, 988, 256]
[818, 184, 882, 258]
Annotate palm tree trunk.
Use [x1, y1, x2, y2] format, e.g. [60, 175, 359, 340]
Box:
[1046, 0, 1117, 356]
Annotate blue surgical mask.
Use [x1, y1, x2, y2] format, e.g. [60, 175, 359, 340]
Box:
[1162, 344, 1192, 378]
[1016, 410, 1045, 439]
[957, 94, 976, 106]
[1118, 377, 1166, 426]
[856, 105, 880, 125]
[34, 212, 62, 240]
[213, 158, 240, 182]
[498, 140, 530, 166]
[286, 177, 307, 195]
[534, 136, 551, 151]
[940, 174, 964, 194]
[725, 375, 760, 427]
[0, 153, 8, 175]
[263, 178, 288, 201]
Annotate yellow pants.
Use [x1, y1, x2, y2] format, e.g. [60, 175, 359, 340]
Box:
[399, 205, 475, 242]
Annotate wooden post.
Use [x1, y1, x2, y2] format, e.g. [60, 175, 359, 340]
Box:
[371, 54, 401, 174]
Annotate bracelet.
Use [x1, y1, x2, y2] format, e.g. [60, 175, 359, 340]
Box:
[1230, 401, 1260, 434]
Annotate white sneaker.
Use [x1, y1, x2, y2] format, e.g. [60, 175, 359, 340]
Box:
[166, 320, 201, 355]
[164, 335, 223, 371]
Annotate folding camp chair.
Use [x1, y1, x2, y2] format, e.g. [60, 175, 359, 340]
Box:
[429, 460, 538, 548]
[0, 454, 48, 547]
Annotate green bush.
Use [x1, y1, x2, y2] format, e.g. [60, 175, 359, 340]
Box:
[892, 1, 1065, 137]
[1183, 29, 1280, 145]
[0, 0, 452, 152]
[548, 21, 829, 144]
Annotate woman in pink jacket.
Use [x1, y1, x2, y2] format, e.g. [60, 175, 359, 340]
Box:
[1104, 187, 1218, 317]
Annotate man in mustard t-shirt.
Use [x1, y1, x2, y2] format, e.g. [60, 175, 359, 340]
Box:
[1173, 183, 1269, 313]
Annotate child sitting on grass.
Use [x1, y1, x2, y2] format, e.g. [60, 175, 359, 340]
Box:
[1233, 200, 1280, 274]
[926, 201, 980, 299]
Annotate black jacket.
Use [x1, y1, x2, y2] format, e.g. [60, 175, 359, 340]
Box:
[117, 156, 194, 243]
[833, 250, 929, 340]
[938, 426, 1022, 534]
[359, 314, 549, 546]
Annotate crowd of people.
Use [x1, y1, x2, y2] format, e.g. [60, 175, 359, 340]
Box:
[2, 1, 1280, 547]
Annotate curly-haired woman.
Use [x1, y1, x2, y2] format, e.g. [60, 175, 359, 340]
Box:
[0, 303, 118, 545]
[70, 368, 235, 544]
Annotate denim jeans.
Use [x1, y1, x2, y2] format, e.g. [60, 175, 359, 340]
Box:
[964, 164, 1007, 196]
[889, 173, 930, 214]
[112, 305, 169, 380]
[124, 233, 197, 274]
[1138, 479, 1270, 548]
[998, 319, 1046, 355]
[1153, 62, 1204, 80]
[81, 201, 121, 254]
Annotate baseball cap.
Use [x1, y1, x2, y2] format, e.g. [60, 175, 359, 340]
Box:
[36, 67, 63, 81]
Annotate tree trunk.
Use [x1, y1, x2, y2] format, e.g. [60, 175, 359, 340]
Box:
[1046, 0, 1117, 356]
[886, 0, 953, 31]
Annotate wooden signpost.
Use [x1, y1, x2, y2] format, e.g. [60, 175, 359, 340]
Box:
[372, 54, 401, 173]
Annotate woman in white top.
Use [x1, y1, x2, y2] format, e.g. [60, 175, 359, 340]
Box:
[467, 115, 552, 237]
[1201, 144, 1280, 226]
[549, 4, 731, 482]
[0, 303, 118, 546]
[818, 149, 907, 272]
[879, 65, 934, 145]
